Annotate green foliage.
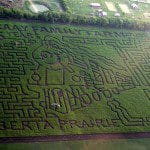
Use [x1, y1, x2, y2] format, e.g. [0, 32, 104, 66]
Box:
[0, 20, 150, 137]
[59, 0, 69, 12]
[0, 6, 150, 30]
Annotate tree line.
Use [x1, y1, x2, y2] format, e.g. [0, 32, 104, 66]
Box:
[0, 6, 149, 30]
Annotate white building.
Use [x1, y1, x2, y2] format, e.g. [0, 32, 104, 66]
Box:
[90, 3, 101, 9]
[99, 11, 107, 17]
[115, 12, 120, 17]
[131, 3, 138, 9]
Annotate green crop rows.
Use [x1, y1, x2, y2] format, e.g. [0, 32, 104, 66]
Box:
[0, 20, 150, 137]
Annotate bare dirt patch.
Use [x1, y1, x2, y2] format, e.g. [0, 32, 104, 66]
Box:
[143, 13, 150, 18]
[119, 4, 130, 13]
[105, 2, 117, 12]
[0, 132, 150, 143]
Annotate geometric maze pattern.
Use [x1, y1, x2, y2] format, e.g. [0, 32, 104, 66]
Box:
[0, 21, 150, 136]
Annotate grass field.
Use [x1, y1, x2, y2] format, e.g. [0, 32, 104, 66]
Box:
[23, 0, 63, 13]
[0, 0, 149, 22]
[0, 19, 150, 139]
[64, 0, 150, 21]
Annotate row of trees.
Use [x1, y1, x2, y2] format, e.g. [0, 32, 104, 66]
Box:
[0, 6, 150, 30]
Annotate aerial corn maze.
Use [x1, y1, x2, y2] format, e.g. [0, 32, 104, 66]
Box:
[0, 0, 150, 143]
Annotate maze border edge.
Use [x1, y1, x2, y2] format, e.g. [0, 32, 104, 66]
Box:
[0, 132, 150, 143]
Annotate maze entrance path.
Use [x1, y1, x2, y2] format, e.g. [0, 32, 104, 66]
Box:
[0, 20, 150, 142]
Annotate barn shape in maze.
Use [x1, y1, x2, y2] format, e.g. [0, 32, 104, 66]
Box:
[0, 20, 150, 137]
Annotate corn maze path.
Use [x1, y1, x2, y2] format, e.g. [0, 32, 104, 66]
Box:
[0, 20, 150, 142]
